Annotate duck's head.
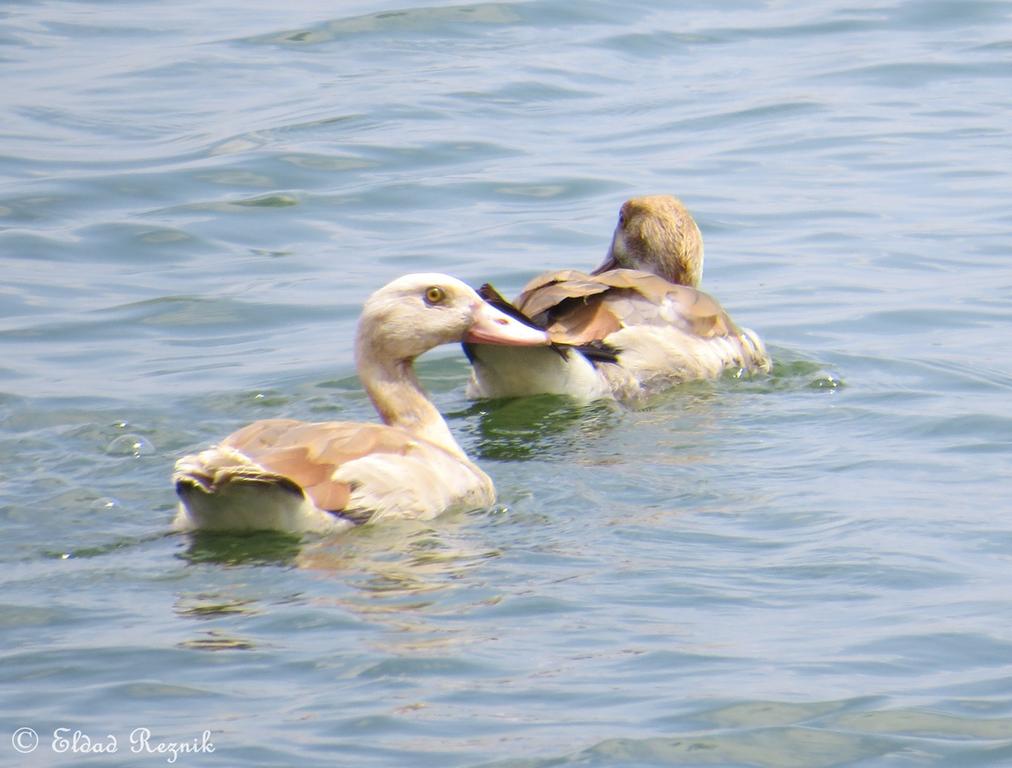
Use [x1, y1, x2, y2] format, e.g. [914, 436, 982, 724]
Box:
[357, 273, 548, 362]
[593, 195, 704, 288]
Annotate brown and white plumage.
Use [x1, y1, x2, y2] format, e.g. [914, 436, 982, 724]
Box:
[173, 273, 548, 534]
[465, 195, 770, 401]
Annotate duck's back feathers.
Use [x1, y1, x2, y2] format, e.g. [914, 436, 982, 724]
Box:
[221, 419, 412, 515]
[466, 268, 769, 401]
[513, 269, 610, 320]
[517, 268, 745, 345]
[173, 418, 495, 533]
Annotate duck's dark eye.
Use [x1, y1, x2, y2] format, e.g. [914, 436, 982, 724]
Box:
[424, 286, 446, 305]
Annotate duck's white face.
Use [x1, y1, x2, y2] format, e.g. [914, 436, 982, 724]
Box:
[359, 273, 548, 361]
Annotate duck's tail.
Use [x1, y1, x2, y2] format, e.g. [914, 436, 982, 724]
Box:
[172, 448, 352, 534]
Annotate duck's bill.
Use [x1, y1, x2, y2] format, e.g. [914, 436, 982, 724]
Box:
[590, 253, 619, 275]
[466, 301, 549, 346]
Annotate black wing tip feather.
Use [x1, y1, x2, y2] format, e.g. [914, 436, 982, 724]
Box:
[477, 283, 542, 329]
[570, 340, 620, 365]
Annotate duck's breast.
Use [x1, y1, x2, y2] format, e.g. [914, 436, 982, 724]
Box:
[465, 343, 611, 401]
[334, 445, 493, 522]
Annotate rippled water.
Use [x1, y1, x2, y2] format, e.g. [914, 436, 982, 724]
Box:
[3, 1, 1012, 766]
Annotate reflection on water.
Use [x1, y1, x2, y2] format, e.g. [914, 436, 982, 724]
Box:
[178, 530, 305, 568]
[175, 593, 262, 619]
[297, 515, 502, 598]
[173, 512, 506, 655]
[464, 353, 842, 462]
[461, 394, 621, 461]
[174, 590, 263, 651]
[177, 633, 257, 652]
[174, 501, 501, 589]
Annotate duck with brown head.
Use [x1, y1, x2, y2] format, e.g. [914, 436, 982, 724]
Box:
[596, 194, 704, 287]
[465, 195, 769, 401]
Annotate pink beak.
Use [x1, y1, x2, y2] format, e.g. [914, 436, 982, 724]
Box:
[465, 301, 549, 346]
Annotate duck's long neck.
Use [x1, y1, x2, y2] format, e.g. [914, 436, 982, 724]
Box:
[356, 349, 466, 460]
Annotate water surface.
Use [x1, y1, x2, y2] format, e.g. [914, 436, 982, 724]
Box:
[3, 1, 1012, 766]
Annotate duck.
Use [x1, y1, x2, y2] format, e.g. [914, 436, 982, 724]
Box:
[465, 195, 770, 401]
[173, 273, 549, 534]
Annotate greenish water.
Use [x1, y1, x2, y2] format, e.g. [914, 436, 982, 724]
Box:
[3, 1, 1012, 766]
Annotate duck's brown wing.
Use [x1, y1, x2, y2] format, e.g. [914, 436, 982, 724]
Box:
[514, 268, 741, 347]
[178, 418, 492, 526]
[215, 419, 418, 518]
[514, 270, 611, 321]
